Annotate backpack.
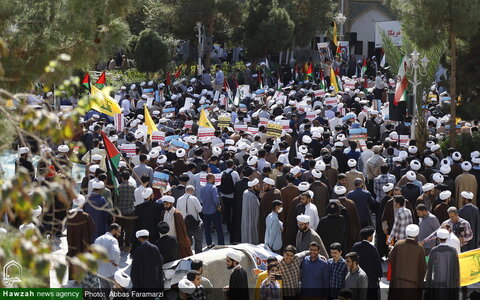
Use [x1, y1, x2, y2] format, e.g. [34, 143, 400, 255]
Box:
[219, 170, 235, 194]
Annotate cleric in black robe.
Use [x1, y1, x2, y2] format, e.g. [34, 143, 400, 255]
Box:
[231, 168, 252, 243]
[225, 249, 249, 300]
[131, 229, 164, 290]
[352, 226, 383, 300]
[459, 191, 480, 251]
[316, 202, 346, 252]
[154, 221, 179, 263]
[130, 188, 164, 255]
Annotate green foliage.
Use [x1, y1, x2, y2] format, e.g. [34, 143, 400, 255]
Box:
[127, 35, 139, 57]
[279, 0, 336, 47]
[125, 0, 148, 36]
[243, 0, 294, 58]
[440, 132, 480, 158]
[107, 68, 152, 90]
[134, 29, 170, 76]
[0, 0, 132, 92]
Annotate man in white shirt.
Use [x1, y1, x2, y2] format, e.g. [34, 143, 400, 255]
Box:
[300, 191, 319, 230]
[134, 174, 150, 206]
[121, 96, 131, 115]
[360, 141, 375, 177]
[94, 223, 122, 289]
[177, 185, 203, 254]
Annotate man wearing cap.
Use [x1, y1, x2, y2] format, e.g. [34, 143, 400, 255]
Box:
[458, 191, 479, 251]
[93, 223, 122, 288]
[259, 177, 282, 243]
[387, 196, 414, 245]
[242, 178, 261, 244]
[346, 159, 365, 193]
[295, 214, 328, 257]
[416, 203, 440, 255]
[425, 228, 460, 300]
[352, 226, 383, 300]
[66, 195, 95, 279]
[455, 161, 478, 208]
[16, 147, 35, 179]
[160, 195, 192, 258]
[131, 229, 164, 290]
[131, 187, 164, 255]
[334, 185, 361, 252]
[224, 249, 249, 300]
[84, 181, 112, 241]
[388, 224, 426, 300]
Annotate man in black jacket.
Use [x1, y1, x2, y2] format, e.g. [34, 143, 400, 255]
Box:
[351, 226, 383, 300]
[131, 229, 164, 290]
[154, 221, 179, 263]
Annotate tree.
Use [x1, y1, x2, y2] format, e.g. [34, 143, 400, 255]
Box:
[279, 0, 336, 47]
[134, 29, 170, 77]
[242, 0, 294, 59]
[0, 0, 131, 92]
[387, 0, 480, 146]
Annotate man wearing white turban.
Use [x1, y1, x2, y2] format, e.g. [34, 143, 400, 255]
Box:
[241, 178, 261, 244]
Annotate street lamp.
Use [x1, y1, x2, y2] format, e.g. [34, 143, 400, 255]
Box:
[406, 49, 429, 139]
[195, 22, 202, 76]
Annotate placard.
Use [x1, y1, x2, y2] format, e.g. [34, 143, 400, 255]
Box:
[165, 135, 180, 143]
[259, 118, 269, 126]
[399, 135, 409, 147]
[119, 144, 136, 157]
[341, 112, 356, 122]
[146, 96, 154, 107]
[218, 116, 231, 128]
[214, 90, 220, 102]
[266, 122, 283, 137]
[114, 113, 124, 132]
[314, 90, 326, 98]
[184, 120, 193, 129]
[199, 173, 222, 186]
[306, 111, 317, 121]
[169, 139, 189, 151]
[234, 124, 247, 132]
[247, 127, 259, 135]
[324, 97, 337, 106]
[137, 125, 148, 142]
[151, 131, 165, 143]
[198, 127, 215, 139]
[152, 172, 169, 190]
[278, 119, 291, 133]
[162, 107, 176, 117]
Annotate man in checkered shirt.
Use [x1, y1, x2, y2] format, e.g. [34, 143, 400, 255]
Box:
[387, 195, 413, 244]
[277, 245, 309, 298]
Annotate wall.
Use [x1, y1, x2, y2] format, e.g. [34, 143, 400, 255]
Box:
[350, 8, 392, 56]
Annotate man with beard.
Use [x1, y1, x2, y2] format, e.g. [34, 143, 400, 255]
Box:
[94, 223, 122, 289]
[160, 195, 192, 258]
[258, 177, 282, 243]
[310, 169, 329, 218]
[333, 185, 361, 252]
[458, 191, 480, 251]
[241, 178, 261, 244]
[130, 187, 163, 255]
[224, 249, 248, 300]
[231, 167, 252, 243]
[281, 174, 300, 244]
[295, 214, 328, 257]
[416, 183, 436, 212]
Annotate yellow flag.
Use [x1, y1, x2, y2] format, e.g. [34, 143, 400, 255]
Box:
[333, 21, 338, 46]
[90, 85, 122, 116]
[198, 108, 214, 128]
[458, 248, 480, 286]
[144, 104, 158, 135]
[330, 67, 339, 93]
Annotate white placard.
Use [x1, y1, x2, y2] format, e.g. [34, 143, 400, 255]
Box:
[151, 131, 165, 143]
[119, 144, 136, 157]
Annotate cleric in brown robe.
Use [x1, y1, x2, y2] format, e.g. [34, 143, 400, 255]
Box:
[258, 177, 282, 243]
[66, 195, 95, 278]
[333, 185, 361, 252]
[160, 195, 193, 258]
[388, 224, 426, 300]
[381, 191, 417, 234]
[310, 170, 329, 218]
[285, 181, 311, 247]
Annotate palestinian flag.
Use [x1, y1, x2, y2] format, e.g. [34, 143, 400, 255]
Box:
[224, 78, 232, 101]
[95, 71, 106, 88]
[319, 70, 326, 90]
[394, 56, 408, 106]
[363, 76, 369, 93]
[265, 58, 273, 77]
[82, 72, 91, 91]
[100, 131, 120, 195]
[360, 58, 367, 78]
[306, 63, 314, 80]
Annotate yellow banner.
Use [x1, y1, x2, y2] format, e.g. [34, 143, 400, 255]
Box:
[144, 104, 158, 135]
[266, 122, 283, 138]
[459, 248, 480, 286]
[90, 85, 122, 116]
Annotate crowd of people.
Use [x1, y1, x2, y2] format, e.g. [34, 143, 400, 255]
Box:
[9, 57, 480, 300]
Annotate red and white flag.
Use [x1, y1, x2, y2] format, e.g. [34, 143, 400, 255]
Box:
[394, 56, 408, 106]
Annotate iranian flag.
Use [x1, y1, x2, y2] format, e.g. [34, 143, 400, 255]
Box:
[306, 63, 313, 80]
[82, 72, 90, 91]
[224, 78, 232, 102]
[95, 71, 106, 88]
[360, 58, 367, 78]
[319, 70, 326, 90]
[100, 131, 120, 194]
[394, 56, 408, 106]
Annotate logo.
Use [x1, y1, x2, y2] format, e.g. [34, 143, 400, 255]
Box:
[3, 260, 22, 286]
